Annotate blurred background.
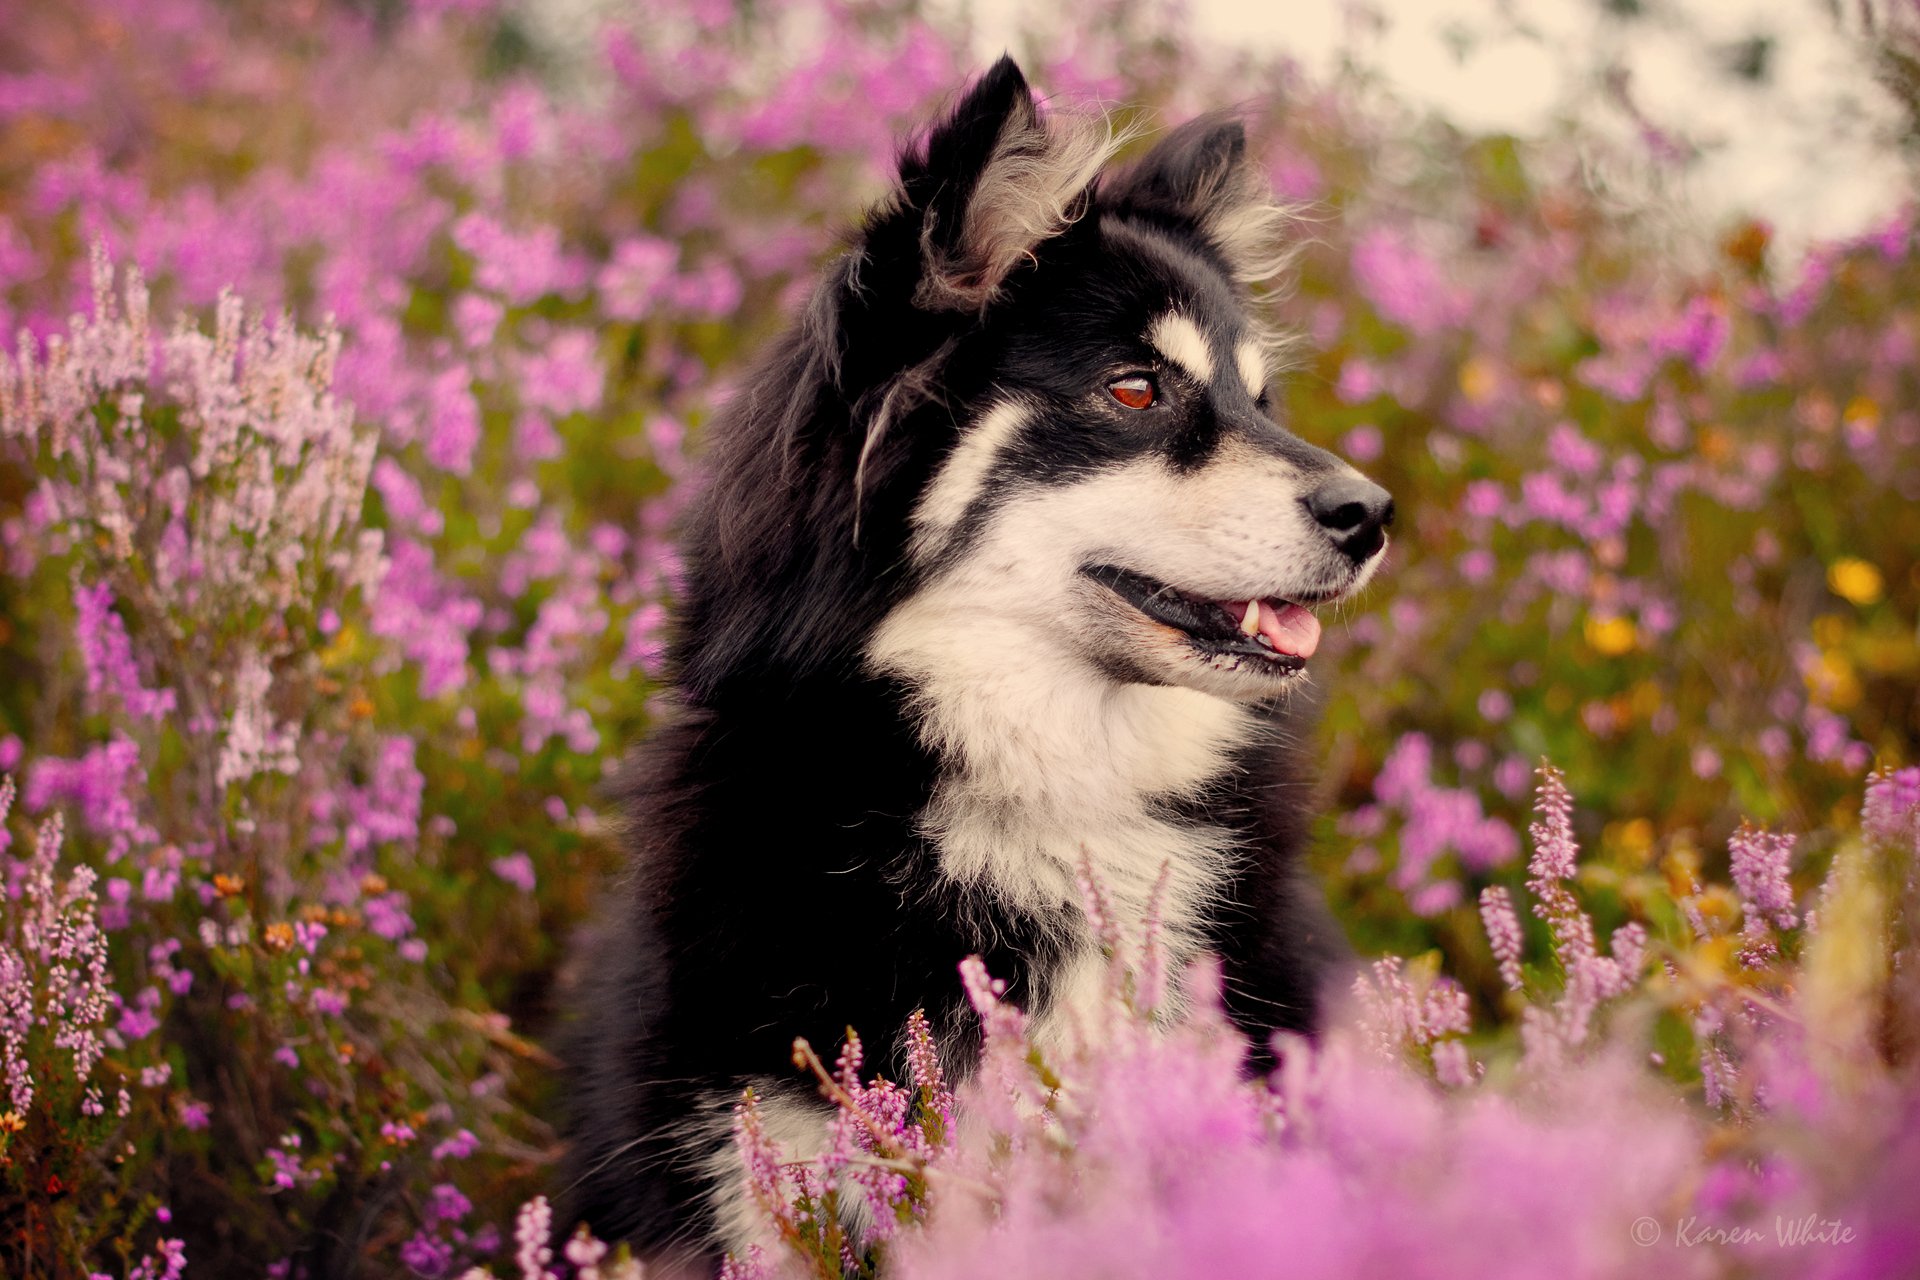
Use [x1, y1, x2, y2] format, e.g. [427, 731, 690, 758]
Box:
[981, 0, 1913, 243]
[0, 0, 1917, 1273]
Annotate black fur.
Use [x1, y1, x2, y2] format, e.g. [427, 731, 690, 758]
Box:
[558, 57, 1363, 1268]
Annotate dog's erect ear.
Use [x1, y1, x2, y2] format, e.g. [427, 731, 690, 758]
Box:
[1103, 114, 1292, 285]
[896, 56, 1121, 311]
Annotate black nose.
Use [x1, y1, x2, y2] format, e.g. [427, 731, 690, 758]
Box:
[1305, 472, 1394, 561]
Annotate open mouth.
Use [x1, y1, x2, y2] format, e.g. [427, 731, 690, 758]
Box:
[1082, 565, 1323, 675]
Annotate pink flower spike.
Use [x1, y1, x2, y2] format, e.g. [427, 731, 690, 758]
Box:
[1479, 885, 1525, 991]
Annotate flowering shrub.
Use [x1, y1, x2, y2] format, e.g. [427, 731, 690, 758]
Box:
[0, 254, 533, 1273]
[0, 0, 1916, 1275]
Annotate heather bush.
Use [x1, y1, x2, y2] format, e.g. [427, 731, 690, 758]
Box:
[0, 0, 1916, 1275]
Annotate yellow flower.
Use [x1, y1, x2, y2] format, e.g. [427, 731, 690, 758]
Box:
[1842, 395, 1880, 434]
[1804, 650, 1862, 710]
[0, 1111, 23, 1134]
[1607, 818, 1656, 866]
[1458, 356, 1499, 405]
[1811, 614, 1850, 649]
[1827, 558, 1884, 606]
[1585, 614, 1637, 656]
[318, 621, 363, 669]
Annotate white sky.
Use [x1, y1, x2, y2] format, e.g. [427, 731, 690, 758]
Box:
[964, 0, 1914, 252]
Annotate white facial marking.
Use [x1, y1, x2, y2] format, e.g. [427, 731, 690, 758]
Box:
[1236, 340, 1267, 400]
[911, 399, 1032, 561]
[1149, 313, 1214, 386]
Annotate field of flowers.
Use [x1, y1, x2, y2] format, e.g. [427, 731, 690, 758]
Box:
[1, 0, 1917, 1276]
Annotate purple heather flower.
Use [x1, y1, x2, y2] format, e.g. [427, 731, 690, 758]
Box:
[25, 735, 147, 846]
[1340, 423, 1383, 463]
[1334, 358, 1383, 403]
[518, 328, 603, 418]
[1350, 225, 1465, 336]
[1652, 295, 1731, 372]
[959, 954, 1024, 1045]
[371, 457, 445, 536]
[1, 947, 33, 1114]
[369, 539, 482, 698]
[451, 292, 503, 350]
[1407, 880, 1463, 916]
[426, 1181, 472, 1222]
[1354, 957, 1472, 1060]
[596, 235, 679, 321]
[117, 987, 161, 1039]
[1369, 733, 1520, 904]
[265, 1137, 305, 1191]
[491, 851, 537, 893]
[362, 891, 416, 941]
[1431, 1038, 1475, 1088]
[431, 1128, 479, 1161]
[126, 1239, 187, 1280]
[1527, 764, 1579, 884]
[1546, 421, 1604, 476]
[1479, 886, 1525, 991]
[399, 1231, 452, 1277]
[422, 363, 480, 474]
[1729, 824, 1797, 933]
[1456, 548, 1496, 582]
[1863, 767, 1920, 850]
[72, 579, 176, 720]
[563, 1229, 609, 1271]
[451, 213, 587, 305]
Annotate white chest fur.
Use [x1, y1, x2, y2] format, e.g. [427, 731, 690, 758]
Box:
[866, 552, 1253, 1043]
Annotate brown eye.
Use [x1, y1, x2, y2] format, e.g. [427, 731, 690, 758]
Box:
[1109, 375, 1156, 410]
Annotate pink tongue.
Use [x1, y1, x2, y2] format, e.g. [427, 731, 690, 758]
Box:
[1234, 600, 1321, 659]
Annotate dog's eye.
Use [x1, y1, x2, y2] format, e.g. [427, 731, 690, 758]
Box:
[1109, 375, 1156, 410]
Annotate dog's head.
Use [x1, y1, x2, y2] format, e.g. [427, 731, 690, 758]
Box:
[682, 57, 1390, 704]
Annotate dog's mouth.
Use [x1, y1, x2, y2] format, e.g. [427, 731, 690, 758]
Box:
[1082, 565, 1323, 675]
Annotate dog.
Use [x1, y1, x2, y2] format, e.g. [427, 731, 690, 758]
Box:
[559, 55, 1392, 1271]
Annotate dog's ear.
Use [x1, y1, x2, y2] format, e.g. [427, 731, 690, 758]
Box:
[1103, 114, 1292, 285]
[894, 56, 1119, 311]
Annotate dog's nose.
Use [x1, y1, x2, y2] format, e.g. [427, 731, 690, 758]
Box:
[1305, 472, 1394, 561]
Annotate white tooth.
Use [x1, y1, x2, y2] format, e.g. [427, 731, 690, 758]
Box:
[1240, 599, 1261, 635]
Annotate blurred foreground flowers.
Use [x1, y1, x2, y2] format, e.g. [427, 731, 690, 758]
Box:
[709, 767, 1920, 1280]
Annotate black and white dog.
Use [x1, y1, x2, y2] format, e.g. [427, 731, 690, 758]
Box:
[560, 56, 1391, 1270]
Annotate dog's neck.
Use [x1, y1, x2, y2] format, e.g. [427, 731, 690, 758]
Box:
[866, 577, 1253, 942]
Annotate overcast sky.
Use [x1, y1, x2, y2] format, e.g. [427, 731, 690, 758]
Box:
[964, 0, 1912, 253]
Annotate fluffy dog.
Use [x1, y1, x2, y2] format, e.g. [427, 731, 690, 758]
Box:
[560, 55, 1392, 1270]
